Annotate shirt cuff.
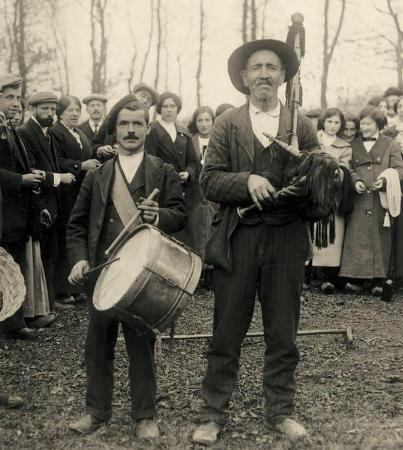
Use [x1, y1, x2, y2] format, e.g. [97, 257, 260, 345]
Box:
[53, 173, 61, 187]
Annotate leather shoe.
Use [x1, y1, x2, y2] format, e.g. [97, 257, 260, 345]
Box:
[345, 282, 363, 293]
[192, 421, 222, 445]
[321, 281, 335, 294]
[274, 418, 308, 442]
[135, 419, 160, 439]
[68, 414, 105, 434]
[54, 301, 75, 312]
[28, 313, 57, 328]
[0, 393, 24, 408]
[9, 327, 44, 340]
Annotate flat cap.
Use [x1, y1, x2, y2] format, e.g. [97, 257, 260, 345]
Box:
[82, 93, 108, 104]
[28, 91, 58, 106]
[0, 74, 22, 91]
[132, 82, 159, 106]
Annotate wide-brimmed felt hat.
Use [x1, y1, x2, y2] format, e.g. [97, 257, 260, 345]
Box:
[132, 82, 159, 106]
[227, 39, 299, 95]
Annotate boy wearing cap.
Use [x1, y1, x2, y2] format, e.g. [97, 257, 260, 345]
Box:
[79, 94, 108, 141]
[192, 40, 319, 444]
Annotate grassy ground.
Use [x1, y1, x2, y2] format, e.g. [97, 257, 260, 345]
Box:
[1, 288, 402, 449]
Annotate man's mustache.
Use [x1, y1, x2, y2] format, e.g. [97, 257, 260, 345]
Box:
[124, 133, 139, 140]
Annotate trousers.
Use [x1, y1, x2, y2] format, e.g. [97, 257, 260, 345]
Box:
[201, 220, 309, 424]
[85, 304, 157, 421]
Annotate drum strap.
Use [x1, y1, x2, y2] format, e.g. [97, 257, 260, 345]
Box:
[111, 162, 143, 227]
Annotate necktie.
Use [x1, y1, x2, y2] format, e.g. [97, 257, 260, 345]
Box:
[201, 145, 207, 165]
[94, 123, 98, 134]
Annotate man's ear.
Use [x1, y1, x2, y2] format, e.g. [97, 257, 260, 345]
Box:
[240, 70, 249, 88]
[280, 69, 286, 85]
[145, 123, 151, 135]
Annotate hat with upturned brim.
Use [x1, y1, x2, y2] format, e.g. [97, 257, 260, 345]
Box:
[132, 82, 159, 106]
[82, 93, 108, 105]
[227, 39, 299, 95]
[28, 91, 58, 106]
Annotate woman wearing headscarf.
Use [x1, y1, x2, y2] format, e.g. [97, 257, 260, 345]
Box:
[146, 92, 200, 249]
[49, 96, 100, 301]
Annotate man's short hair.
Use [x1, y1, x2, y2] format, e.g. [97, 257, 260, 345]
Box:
[359, 105, 387, 130]
[107, 100, 149, 135]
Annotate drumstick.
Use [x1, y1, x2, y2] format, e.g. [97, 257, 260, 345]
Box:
[85, 257, 120, 276]
[104, 188, 160, 257]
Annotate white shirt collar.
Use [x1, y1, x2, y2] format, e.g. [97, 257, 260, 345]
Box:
[118, 151, 144, 183]
[249, 100, 281, 117]
[89, 119, 102, 131]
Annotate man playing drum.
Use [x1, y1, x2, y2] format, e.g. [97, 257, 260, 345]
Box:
[66, 101, 187, 438]
[192, 39, 319, 444]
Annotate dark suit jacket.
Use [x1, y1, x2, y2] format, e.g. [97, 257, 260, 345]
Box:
[0, 127, 34, 243]
[200, 103, 319, 272]
[17, 118, 61, 222]
[79, 119, 101, 142]
[49, 120, 94, 220]
[146, 121, 201, 209]
[66, 153, 188, 268]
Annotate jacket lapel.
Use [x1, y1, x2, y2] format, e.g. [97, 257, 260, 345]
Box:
[28, 119, 56, 169]
[144, 154, 163, 201]
[155, 121, 178, 161]
[352, 137, 372, 165]
[11, 130, 30, 171]
[369, 135, 388, 164]
[232, 104, 254, 164]
[277, 104, 292, 143]
[97, 158, 115, 204]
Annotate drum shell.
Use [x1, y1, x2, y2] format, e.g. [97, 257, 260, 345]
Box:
[94, 225, 201, 332]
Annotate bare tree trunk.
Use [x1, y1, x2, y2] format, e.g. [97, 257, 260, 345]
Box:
[90, 0, 109, 93]
[154, 0, 162, 90]
[261, 0, 269, 38]
[250, 0, 257, 40]
[14, 0, 27, 97]
[127, 23, 137, 93]
[139, 0, 154, 82]
[385, 0, 403, 89]
[46, 0, 70, 94]
[321, 0, 346, 109]
[163, 8, 169, 90]
[196, 0, 205, 107]
[242, 0, 248, 43]
[177, 54, 183, 98]
[3, 0, 16, 73]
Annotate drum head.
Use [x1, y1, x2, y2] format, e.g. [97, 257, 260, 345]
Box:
[94, 227, 153, 311]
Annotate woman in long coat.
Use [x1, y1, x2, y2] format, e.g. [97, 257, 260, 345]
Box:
[312, 108, 352, 293]
[49, 96, 100, 299]
[340, 106, 403, 295]
[146, 92, 200, 249]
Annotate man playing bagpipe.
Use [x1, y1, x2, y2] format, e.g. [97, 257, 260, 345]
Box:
[192, 38, 325, 444]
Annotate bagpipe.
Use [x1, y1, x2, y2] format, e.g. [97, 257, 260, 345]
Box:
[238, 13, 341, 223]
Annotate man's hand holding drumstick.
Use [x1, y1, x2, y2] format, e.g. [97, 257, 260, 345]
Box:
[137, 197, 159, 224]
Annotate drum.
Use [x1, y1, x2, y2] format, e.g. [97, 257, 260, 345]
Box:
[93, 224, 202, 332]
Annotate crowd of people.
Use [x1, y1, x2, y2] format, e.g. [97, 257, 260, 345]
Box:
[1, 38, 403, 442]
